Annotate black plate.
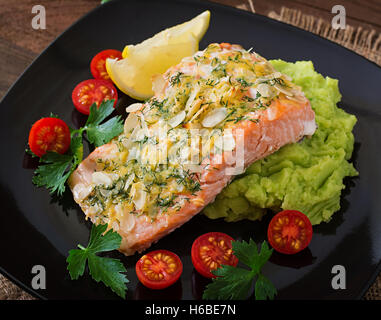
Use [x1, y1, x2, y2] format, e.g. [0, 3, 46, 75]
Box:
[1, 0, 381, 300]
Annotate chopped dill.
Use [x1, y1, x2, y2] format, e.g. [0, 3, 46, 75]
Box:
[211, 57, 220, 66]
[212, 63, 227, 77]
[169, 72, 184, 86]
[236, 77, 252, 88]
[243, 96, 255, 102]
[156, 194, 176, 210]
[150, 98, 170, 117]
[206, 78, 219, 86]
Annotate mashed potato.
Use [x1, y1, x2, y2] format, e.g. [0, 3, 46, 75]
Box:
[204, 60, 358, 225]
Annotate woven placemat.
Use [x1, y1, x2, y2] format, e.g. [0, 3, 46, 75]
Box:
[1, 3, 380, 300]
[267, 6, 381, 66]
[0, 274, 34, 300]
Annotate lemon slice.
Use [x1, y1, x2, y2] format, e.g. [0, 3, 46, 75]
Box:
[106, 35, 198, 100]
[121, 10, 210, 58]
[106, 11, 210, 100]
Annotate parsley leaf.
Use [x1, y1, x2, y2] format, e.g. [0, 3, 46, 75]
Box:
[85, 101, 123, 147]
[32, 129, 84, 196]
[69, 130, 84, 165]
[255, 274, 277, 300]
[87, 221, 121, 252]
[208, 265, 254, 300]
[88, 255, 128, 298]
[85, 100, 115, 126]
[66, 249, 87, 280]
[202, 240, 276, 300]
[31, 100, 123, 195]
[233, 239, 272, 274]
[87, 117, 123, 147]
[32, 152, 74, 195]
[66, 224, 129, 299]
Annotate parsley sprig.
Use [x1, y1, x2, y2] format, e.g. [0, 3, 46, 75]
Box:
[67, 223, 129, 299]
[32, 100, 123, 196]
[203, 240, 277, 300]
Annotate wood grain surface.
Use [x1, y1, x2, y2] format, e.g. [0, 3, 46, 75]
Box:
[0, 0, 380, 300]
[0, 0, 98, 96]
[1, 0, 381, 96]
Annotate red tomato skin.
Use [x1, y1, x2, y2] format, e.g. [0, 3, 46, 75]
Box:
[28, 117, 71, 157]
[267, 210, 313, 255]
[71, 79, 118, 115]
[90, 49, 122, 81]
[136, 250, 183, 290]
[191, 232, 238, 279]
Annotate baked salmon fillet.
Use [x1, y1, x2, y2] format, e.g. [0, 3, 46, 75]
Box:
[68, 43, 316, 256]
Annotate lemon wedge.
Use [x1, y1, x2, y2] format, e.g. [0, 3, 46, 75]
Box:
[121, 10, 210, 58]
[106, 11, 210, 100]
[106, 35, 198, 100]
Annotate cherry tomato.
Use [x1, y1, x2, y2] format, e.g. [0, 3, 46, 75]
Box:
[90, 49, 122, 81]
[267, 210, 313, 255]
[71, 79, 118, 115]
[136, 250, 183, 290]
[191, 232, 238, 278]
[28, 117, 71, 157]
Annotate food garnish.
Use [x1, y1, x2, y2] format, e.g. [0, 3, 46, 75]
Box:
[72, 79, 118, 115]
[32, 100, 123, 195]
[136, 250, 183, 290]
[203, 240, 277, 300]
[66, 223, 129, 299]
[28, 117, 71, 157]
[106, 10, 210, 100]
[267, 210, 313, 254]
[191, 232, 238, 278]
[121, 11, 210, 59]
[90, 49, 123, 81]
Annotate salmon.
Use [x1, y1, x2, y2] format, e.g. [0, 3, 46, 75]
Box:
[68, 43, 316, 256]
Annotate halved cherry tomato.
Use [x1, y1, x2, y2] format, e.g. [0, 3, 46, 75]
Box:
[71, 79, 118, 115]
[191, 232, 238, 278]
[267, 210, 313, 255]
[136, 250, 183, 290]
[90, 49, 122, 81]
[28, 117, 71, 157]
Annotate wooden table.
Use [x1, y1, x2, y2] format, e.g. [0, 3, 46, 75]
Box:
[1, 0, 381, 99]
[0, 0, 380, 300]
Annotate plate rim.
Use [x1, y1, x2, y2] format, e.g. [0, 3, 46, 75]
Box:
[1, 0, 380, 300]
